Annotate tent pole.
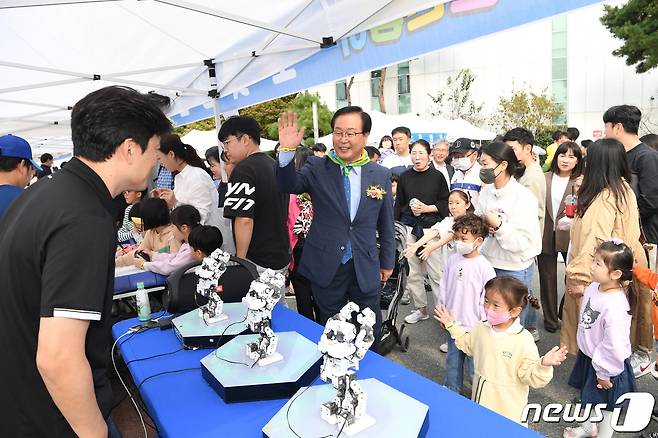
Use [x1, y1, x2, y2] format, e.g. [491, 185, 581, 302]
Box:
[312, 101, 319, 144]
[216, 0, 314, 95]
[0, 98, 71, 110]
[204, 59, 227, 182]
[154, 0, 323, 45]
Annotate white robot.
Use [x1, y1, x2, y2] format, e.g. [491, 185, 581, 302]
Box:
[318, 302, 376, 435]
[195, 248, 231, 324]
[242, 269, 285, 366]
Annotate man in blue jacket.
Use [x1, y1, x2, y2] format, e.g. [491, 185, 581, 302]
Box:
[276, 107, 395, 350]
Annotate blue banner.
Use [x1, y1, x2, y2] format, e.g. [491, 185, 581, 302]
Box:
[412, 132, 448, 143]
[170, 0, 602, 126]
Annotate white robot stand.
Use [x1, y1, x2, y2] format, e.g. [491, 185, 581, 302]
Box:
[195, 248, 231, 325]
[318, 302, 377, 436]
[242, 269, 285, 366]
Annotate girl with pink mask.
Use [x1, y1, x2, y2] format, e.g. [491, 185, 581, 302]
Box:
[435, 276, 568, 425]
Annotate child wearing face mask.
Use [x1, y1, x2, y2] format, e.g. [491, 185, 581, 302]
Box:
[436, 213, 495, 394]
[403, 190, 473, 337]
[403, 190, 472, 262]
[435, 275, 567, 425]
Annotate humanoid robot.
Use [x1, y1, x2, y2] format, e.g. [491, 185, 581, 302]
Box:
[242, 269, 285, 366]
[195, 248, 231, 324]
[318, 302, 376, 435]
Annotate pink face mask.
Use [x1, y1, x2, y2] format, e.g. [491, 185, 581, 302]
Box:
[485, 308, 511, 326]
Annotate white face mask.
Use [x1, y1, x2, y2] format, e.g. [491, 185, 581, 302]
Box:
[455, 240, 476, 255]
[453, 156, 472, 171]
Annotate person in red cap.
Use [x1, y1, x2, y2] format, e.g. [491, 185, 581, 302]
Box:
[0, 134, 42, 218]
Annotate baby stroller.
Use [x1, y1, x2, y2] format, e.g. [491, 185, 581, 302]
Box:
[379, 221, 410, 355]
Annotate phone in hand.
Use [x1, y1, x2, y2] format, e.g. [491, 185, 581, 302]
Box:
[135, 250, 151, 262]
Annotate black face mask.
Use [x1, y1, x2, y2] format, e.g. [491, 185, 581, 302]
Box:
[479, 163, 501, 184]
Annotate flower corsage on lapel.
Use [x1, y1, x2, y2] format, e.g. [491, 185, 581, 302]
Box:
[366, 184, 386, 200]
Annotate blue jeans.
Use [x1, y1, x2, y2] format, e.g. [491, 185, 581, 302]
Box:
[107, 418, 122, 438]
[494, 265, 537, 329]
[445, 337, 474, 393]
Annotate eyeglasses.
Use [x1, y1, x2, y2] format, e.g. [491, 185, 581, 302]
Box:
[332, 130, 363, 139]
[223, 134, 244, 145]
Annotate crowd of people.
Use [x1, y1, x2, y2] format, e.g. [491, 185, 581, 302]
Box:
[0, 84, 657, 437]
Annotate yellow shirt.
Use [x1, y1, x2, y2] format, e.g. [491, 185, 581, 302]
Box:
[447, 319, 553, 425]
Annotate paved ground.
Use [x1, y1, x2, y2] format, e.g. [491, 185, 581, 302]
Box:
[384, 262, 658, 438]
[111, 260, 658, 437]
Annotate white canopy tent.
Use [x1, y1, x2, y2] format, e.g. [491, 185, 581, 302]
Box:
[0, 0, 601, 155]
[180, 129, 277, 157]
[0, 0, 442, 150]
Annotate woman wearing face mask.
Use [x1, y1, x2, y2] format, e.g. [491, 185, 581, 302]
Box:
[448, 138, 483, 206]
[475, 141, 542, 299]
[538, 142, 583, 333]
[395, 139, 450, 324]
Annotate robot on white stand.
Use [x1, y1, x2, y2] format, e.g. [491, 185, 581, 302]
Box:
[195, 249, 231, 324]
[318, 302, 376, 435]
[242, 269, 285, 366]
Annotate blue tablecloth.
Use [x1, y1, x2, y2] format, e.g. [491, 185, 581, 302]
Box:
[112, 305, 541, 438]
[114, 270, 166, 294]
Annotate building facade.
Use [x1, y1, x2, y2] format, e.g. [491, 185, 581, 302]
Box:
[308, 1, 658, 140]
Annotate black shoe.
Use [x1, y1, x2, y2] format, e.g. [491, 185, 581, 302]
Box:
[544, 326, 558, 333]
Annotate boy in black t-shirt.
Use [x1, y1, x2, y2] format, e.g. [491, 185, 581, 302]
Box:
[219, 116, 290, 271]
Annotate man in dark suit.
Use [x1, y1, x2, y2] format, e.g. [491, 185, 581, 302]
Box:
[276, 107, 395, 350]
[430, 140, 454, 184]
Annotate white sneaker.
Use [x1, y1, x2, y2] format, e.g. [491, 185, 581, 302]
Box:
[400, 293, 411, 305]
[630, 350, 653, 378]
[404, 309, 429, 324]
[439, 342, 448, 353]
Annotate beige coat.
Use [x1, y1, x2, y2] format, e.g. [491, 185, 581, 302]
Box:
[115, 224, 182, 267]
[561, 183, 649, 354]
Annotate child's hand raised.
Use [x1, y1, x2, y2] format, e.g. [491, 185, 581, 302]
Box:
[596, 378, 613, 390]
[402, 244, 418, 259]
[540, 345, 568, 366]
[433, 304, 455, 326]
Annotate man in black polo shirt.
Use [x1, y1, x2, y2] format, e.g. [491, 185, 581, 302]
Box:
[0, 86, 170, 437]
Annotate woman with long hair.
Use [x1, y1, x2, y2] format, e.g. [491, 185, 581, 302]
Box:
[154, 134, 228, 250]
[538, 142, 583, 333]
[562, 138, 648, 355]
[475, 142, 542, 334]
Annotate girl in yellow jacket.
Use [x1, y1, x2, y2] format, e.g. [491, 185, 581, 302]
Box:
[435, 276, 568, 424]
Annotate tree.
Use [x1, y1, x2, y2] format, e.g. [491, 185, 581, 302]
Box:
[377, 68, 387, 113]
[601, 0, 658, 74]
[490, 88, 563, 143]
[239, 94, 297, 139]
[265, 92, 333, 146]
[346, 76, 355, 106]
[427, 68, 484, 125]
[173, 117, 216, 136]
[172, 94, 298, 137]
